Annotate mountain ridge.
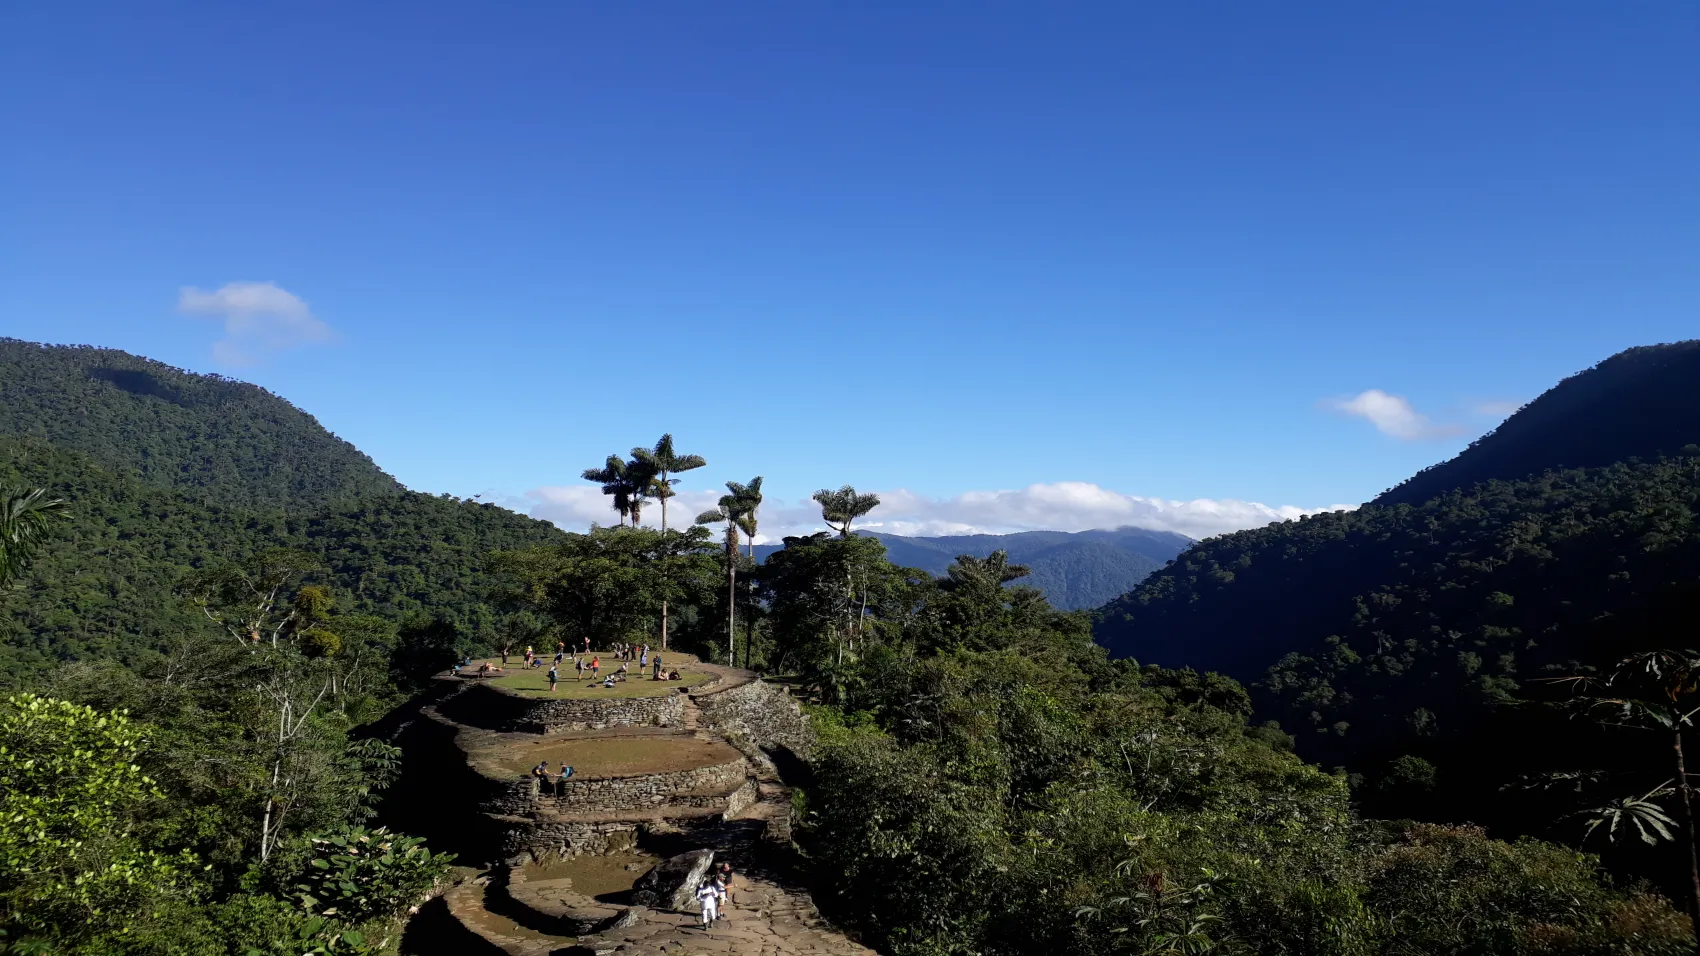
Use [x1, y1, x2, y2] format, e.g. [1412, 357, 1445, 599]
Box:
[755, 526, 1192, 610]
[0, 338, 402, 511]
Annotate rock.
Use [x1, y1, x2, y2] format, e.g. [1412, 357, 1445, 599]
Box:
[603, 906, 646, 930]
[630, 849, 716, 911]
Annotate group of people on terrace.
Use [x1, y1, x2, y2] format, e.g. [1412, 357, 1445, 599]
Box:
[449, 639, 685, 690]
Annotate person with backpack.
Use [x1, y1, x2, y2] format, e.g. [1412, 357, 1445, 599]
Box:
[695, 879, 720, 929]
[547, 664, 559, 692]
[557, 763, 574, 795]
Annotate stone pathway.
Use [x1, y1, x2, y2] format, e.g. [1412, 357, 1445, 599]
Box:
[407, 662, 877, 956]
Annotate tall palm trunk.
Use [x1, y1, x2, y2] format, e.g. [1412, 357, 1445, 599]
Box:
[1675, 727, 1700, 949]
[725, 526, 739, 665]
[659, 487, 669, 651]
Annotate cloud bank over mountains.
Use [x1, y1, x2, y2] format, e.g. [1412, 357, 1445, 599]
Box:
[524, 481, 1356, 543]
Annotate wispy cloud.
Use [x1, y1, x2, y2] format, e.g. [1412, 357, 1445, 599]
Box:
[524, 481, 1356, 543]
[1324, 389, 1463, 441]
[1471, 399, 1524, 418]
[178, 281, 333, 365]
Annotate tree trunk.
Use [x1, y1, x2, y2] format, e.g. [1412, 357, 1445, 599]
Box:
[728, 563, 737, 666]
[1676, 728, 1700, 950]
[660, 481, 669, 651]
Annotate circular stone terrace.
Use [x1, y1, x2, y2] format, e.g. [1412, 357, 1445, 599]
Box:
[470, 732, 742, 782]
[459, 653, 716, 700]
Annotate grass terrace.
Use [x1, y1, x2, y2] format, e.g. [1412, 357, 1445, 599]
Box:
[482, 734, 741, 778]
[467, 656, 714, 698]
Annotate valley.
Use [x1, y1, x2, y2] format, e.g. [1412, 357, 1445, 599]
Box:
[4, 337, 1700, 955]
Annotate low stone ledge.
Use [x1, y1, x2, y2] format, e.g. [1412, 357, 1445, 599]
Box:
[482, 756, 751, 816]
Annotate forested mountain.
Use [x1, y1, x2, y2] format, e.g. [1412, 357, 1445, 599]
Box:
[1093, 340, 1700, 876]
[1376, 340, 1700, 505]
[755, 526, 1191, 610]
[0, 435, 565, 686]
[0, 338, 402, 510]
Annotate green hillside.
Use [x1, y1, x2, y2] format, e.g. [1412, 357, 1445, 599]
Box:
[1375, 340, 1700, 506]
[0, 435, 565, 685]
[0, 338, 402, 510]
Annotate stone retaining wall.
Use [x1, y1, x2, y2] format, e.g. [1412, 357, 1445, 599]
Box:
[468, 683, 691, 733]
[482, 757, 750, 815]
[694, 678, 815, 760]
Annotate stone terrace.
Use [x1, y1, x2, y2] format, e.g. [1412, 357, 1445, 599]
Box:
[396, 659, 878, 956]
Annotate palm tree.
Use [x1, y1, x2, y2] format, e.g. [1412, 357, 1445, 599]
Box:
[631, 434, 707, 535]
[632, 435, 706, 649]
[697, 479, 760, 666]
[729, 478, 763, 668]
[0, 487, 68, 592]
[812, 485, 880, 537]
[582, 455, 633, 526]
[624, 456, 659, 528]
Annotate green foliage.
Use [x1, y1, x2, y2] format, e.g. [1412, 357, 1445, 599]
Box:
[0, 338, 403, 510]
[1096, 457, 1700, 775]
[0, 436, 565, 687]
[1364, 825, 1692, 955]
[271, 827, 451, 925]
[490, 525, 720, 652]
[0, 488, 68, 594]
[0, 694, 194, 950]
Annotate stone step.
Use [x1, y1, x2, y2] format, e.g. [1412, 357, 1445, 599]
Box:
[442, 877, 579, 956]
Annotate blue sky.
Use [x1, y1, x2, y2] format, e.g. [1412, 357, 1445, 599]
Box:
[3, 3, 1696, 538]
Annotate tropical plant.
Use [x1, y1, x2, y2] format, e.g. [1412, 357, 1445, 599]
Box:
[631, 434, 707, 649]
[581, 454, 634, 526]
[1557, 648, 1700, 947]
[731, 477, 763, 666]
[0, 486, 67, 593]
[813, 484, 880, 538]
[697, 484, 756, 664]
[0, 694, 194, 949]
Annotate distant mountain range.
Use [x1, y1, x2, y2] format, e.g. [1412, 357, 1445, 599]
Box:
[756, 527, 1192, 611]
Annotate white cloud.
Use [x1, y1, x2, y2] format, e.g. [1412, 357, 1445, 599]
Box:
[1471, 399, 1524, 418]
[524, 480, 1356, 543]
[178, 281, 333, 364]
[1324, 389, 1462, 441]
[526, 485, 727, 533]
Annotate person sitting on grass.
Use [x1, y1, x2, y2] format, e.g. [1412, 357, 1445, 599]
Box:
[668, 669, 681, 681]
[601, 675, 617, 689]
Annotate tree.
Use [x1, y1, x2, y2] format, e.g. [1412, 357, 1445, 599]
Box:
[731, 477, 763, 667]
[1559, 649, 1700, 949]
[178, 547, 323, 647]
[0, 486, 67, 593]
[631, 435, 707, 649]
[581, 455, 634, 526]
[813, 485, 880, 538]
[0, 694, 193, 949]
[492, 526, 716, 652]
[697, 484, 756, 665]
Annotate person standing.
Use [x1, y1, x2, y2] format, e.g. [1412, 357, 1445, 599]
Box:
[695, 880, 719, 929]
[575, 657, 585, 679]
[524, 645, 534, 667]
[589, 656, 600, 680]
[531, 761, 549, 796]
[582, 636, 591, 656]
[501, 645, 510, 665]
[557, 763, 574, 796]
[548, 664, 559, 692]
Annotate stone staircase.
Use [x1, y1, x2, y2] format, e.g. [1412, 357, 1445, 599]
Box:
[398, 661, 873, 956]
